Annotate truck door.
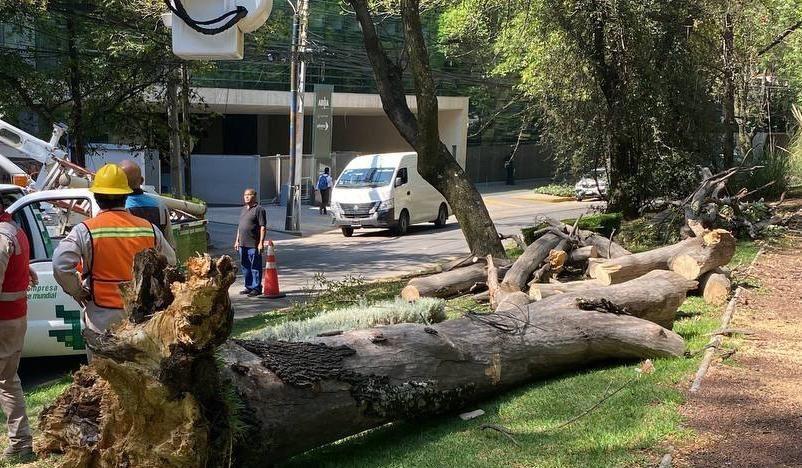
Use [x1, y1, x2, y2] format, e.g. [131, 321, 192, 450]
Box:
[10, 196, 92, 358]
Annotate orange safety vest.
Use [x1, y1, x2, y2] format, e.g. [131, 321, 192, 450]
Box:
[0, 213, 30, 320]
[83, 210, 156, 309]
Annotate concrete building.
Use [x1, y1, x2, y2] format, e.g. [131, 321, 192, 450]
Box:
[188, 87, 469, 205]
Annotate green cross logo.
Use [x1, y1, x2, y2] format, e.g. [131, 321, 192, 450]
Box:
[48, 305, 85, 350]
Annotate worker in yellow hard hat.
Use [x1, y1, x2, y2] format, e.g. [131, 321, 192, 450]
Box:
[52, 164, 176, 360]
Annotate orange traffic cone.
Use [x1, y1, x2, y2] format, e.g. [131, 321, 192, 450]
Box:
[262, 240, 286, 299]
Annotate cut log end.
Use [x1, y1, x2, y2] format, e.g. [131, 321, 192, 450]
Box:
[670, 254, 702, 280]
[400, 285, 421, 301]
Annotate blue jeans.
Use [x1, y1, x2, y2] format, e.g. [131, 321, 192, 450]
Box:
[239, 247, 263, 292]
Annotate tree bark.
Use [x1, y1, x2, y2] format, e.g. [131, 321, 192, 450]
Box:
[66, 12, 86, 168]
[166, 70, 184, 197]
[501, 233, 563, 291]
[38, 251, 688, 466]
[588, 230, 735, 285]
[722, 12, 736, 168]
[536, 270, 697, 329]
[529, 279, 605, 301]
[401, 259, 510, 300]
[568, 245, 599, 265]
[348, 0, 505, 258]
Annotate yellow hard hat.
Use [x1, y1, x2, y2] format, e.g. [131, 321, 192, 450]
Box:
[90, 164, 133, 195]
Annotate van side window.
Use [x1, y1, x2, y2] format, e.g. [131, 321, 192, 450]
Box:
[396, 168, 408, 186]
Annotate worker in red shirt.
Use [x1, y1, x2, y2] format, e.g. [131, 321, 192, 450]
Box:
[0, 195, 37, 463]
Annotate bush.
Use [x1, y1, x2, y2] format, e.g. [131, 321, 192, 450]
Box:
[533, 184, 574, 197]
[242, 298, 446, 342]
[561, 212, 622, 238]
[520, 213, 623, 244]
[731, 148, 791, 200]
[617, 214, 683, 252]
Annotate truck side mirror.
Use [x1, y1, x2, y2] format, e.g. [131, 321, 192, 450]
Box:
[394, 177, 403, 187]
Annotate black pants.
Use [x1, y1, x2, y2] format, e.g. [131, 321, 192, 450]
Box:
[319, 188, 331, 213]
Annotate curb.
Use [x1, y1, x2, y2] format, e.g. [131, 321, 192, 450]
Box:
[689, 246, 765, 393]
[523, 194, 577, 203]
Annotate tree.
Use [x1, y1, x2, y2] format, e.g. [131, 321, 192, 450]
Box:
[346, 0, 506, 258]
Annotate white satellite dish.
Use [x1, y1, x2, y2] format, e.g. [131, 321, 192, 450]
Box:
[164, 0, 273, 60]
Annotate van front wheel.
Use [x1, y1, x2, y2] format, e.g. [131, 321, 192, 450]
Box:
[341, 227, 354, 237]
[434, 203, 448, 227]
[394, 210, 409, 236]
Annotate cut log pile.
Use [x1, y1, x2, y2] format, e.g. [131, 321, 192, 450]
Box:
[403, 219, 736, 312]
[35, 223, 738, 466]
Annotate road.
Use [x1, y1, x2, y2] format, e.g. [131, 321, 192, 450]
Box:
[214, 185, 595, 316]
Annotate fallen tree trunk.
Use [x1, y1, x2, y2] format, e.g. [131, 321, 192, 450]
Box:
[221, 294, 684, 464]
[37, 250, 688, 467]
[535, 270, 697, 329]
[588, 230, 735, 285]
[401, 258, 509, 300]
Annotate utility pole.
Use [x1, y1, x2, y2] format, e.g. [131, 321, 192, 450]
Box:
[284, 0, 309, 232]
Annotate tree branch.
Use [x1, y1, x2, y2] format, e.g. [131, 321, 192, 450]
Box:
[758, 19, 802, 56]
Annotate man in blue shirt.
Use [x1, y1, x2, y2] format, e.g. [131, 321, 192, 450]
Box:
[120, 160, 174, 247]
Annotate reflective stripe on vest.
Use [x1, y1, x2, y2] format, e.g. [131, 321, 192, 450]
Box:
[83, 211, 156, 309]
[0, 218, 30, 320]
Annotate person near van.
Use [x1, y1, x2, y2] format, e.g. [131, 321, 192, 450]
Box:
[317, 167, 333, 215]
[234, 188, 267, 297]
[119, 160, 175, 248]
[52, 164, 176, 355]
[0, 197, 36, 462]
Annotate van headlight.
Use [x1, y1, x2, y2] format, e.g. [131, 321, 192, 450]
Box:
[377, 199, 393, 212]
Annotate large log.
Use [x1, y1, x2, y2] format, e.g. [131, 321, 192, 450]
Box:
[529, 279, 605, 300]
[535, 270, 697, 329]
[401, 258, 509, 300]
[588, 230, 735, 285]
[37, 251, 687, 467]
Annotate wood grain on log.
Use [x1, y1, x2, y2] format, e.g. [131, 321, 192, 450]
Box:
[535, 270, 697, 329]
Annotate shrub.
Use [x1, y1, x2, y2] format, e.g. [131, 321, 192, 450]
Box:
[533, 184, 574, 197]
[242, 298, 446, 342]
[561, 212, 622, 237]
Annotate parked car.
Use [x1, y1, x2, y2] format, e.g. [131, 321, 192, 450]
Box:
[329, 153, 450, 237]
[574, 168, 608, 201]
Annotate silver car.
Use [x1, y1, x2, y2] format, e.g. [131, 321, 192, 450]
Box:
[574, 169, 607, 201]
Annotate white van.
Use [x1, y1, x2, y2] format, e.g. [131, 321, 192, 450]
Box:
[329, 152, 450, 237]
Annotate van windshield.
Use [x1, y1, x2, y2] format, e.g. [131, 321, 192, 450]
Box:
[337, 167, 396, 188]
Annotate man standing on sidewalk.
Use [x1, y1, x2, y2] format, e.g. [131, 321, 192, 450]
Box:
[234, 188, 267, 297]
[0, 196, 35, 463]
